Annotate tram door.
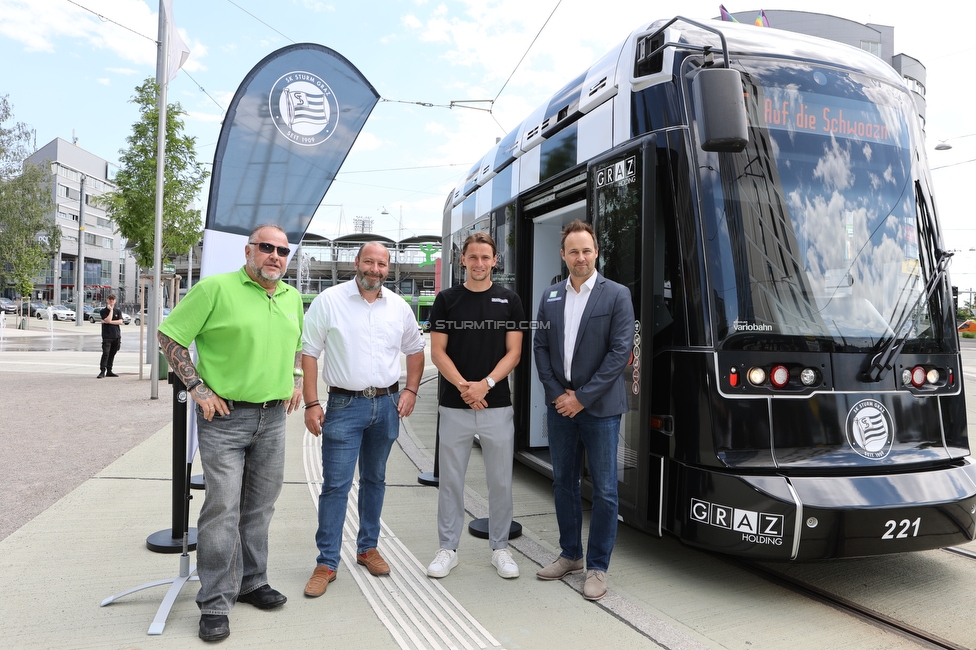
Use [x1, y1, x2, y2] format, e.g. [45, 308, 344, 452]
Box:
[523, 142, 660, 534]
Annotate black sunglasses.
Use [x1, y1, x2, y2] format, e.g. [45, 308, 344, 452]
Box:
[249, 241, 291, 257]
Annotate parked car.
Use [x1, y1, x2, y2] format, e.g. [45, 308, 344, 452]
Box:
[0, 297, 17, 314]
[36, 305, 76, 321]
[958, 319, 976, 333]
[134, 308, 169, 326]
[28, 301, 47, 316]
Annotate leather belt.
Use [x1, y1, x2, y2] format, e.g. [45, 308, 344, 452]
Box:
[228, 399, 285, 409]
[329, 383, 399, 399]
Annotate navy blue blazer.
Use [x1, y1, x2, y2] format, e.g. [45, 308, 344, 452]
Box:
[533, 273, 635, 418]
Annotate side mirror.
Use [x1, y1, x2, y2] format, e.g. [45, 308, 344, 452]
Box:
[693, 67, 748, 152]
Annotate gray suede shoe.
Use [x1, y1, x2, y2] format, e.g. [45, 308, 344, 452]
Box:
[535, 556, 584, 580]
[583, 570, 607, 600]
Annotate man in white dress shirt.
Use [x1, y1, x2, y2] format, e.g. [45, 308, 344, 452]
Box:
[300, 242, 425, 597]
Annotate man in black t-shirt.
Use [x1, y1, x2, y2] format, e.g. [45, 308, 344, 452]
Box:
[97, 294, 123, 378]
[426, 232, 525, 580]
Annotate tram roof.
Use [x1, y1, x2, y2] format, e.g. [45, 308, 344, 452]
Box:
[448, 16, 904, 207]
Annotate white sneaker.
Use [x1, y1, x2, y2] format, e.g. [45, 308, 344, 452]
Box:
[427, 549, 458, 578]
[491, 548, 519, 579]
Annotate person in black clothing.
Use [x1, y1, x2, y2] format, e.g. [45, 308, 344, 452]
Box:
[425, 231, 526, 580]
[97, 294, 123, 378]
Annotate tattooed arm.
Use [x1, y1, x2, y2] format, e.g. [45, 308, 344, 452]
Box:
[158, 330, 229, 421]
[287, 350, 303, 415]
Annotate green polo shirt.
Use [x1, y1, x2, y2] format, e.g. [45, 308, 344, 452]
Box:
[159, 266, 303, 402]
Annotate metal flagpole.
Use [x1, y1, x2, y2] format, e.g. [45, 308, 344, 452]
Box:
[149, 0, 169, 400]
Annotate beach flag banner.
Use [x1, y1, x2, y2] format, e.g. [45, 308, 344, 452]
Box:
[755, 10, 770, 27]
[200, 42, 379, 279]
[189, 44, 379, 461]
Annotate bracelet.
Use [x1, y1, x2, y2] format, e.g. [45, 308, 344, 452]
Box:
[403, 387, 418, 397]
[185, 377, 203, 391]
[304, 401, 320, 409]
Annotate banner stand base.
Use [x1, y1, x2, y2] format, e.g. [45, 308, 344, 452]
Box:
[147, 527, 197, 553]
[101, 547, 199, 635]
[468, 518, 522, 540]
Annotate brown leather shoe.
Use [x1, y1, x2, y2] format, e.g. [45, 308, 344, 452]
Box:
[357, 548, 390, 576]
[304, 566, 336, 597]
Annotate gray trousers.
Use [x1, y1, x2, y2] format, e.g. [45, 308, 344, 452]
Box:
[436, 405, 515, 550]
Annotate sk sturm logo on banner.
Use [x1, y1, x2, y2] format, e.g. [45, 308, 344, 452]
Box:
[270, 71, 339, 146]
[845, 399, 893, 459]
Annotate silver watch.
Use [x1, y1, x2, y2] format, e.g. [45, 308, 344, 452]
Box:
[485, 376, 496, 389]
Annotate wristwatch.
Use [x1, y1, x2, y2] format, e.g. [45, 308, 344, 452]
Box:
[293, 367, 304, 377]
[485, 376, 496, 389]
[186, 377, 203, 391]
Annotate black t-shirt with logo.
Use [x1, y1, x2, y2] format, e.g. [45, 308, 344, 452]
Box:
[430, 283, 525, 409]
[100, 307, 122, 340]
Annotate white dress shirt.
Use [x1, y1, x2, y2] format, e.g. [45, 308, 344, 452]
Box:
[563, 271, 598, 383]
[302, 280, 425, 390]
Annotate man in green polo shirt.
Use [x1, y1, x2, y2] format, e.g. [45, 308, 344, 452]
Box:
[158, 224, 303, 642]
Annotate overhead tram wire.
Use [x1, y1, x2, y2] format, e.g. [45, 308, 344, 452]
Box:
[225, 0, 296, 44]
[64, 0, 542, 201]
[65, 0, 157, 43]
[221, 0, 565, 135]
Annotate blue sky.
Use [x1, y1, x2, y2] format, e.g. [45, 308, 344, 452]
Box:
[3, 0, 976, 282]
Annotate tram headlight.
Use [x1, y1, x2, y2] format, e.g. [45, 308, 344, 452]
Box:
[747, 367, 767, 385]
[799, 367, 820, 387]
[911, 365, 926, 388]
[902, 369, 912, 386]
[770, 365, 790, 388]
[926, 368, 940, 384]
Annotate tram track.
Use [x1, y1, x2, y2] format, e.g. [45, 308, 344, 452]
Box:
[943, 545, 976, 562]
[725, 555, 968, 650]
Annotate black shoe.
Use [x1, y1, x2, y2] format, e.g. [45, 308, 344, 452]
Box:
[237, 584, 287, 609]
[106, 371, 119, 377]
[199, 614, 230, 642]
[97, 371, 105, 379]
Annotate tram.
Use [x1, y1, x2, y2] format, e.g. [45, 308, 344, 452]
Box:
[442, 17, 976, 559]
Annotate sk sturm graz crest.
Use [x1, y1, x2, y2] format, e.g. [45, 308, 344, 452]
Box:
[845, 399, 893, 460]
[270, 72, 339, 146]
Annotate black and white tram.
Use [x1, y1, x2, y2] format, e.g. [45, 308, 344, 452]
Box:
[441, 16, 976, 560]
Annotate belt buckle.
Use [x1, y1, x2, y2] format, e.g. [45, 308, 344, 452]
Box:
[362, 386, 377, 398]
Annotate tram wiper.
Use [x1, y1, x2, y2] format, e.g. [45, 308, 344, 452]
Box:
[862, 248, 952, 382]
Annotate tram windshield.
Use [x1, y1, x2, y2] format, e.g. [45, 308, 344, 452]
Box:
[696, 59, 947, 352]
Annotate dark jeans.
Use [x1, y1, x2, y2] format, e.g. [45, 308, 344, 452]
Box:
[99, 337, 120, 371]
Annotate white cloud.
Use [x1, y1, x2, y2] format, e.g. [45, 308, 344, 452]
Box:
[350, 131, 383, 153]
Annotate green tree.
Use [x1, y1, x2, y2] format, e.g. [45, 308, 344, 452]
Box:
[0, 95, 60, 310]
[103, 79, 208, 268]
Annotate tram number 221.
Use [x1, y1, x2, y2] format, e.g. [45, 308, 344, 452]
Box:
[882, 518, 921, 540]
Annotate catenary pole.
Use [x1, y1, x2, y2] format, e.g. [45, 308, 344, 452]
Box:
[74, 173, 86, 327]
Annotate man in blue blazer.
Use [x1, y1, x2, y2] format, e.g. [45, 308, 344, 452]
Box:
[532, 219, 634, 601]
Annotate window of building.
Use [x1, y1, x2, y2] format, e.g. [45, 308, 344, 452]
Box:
[860, 40, 881, 58]
[904, 76, 926, 96]
[57, 184, 70, 198]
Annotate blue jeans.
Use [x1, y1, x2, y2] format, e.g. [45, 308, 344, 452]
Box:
[194, 403, 286, 615]
[315, 391, 400, 570]
[546, 407, 620, 572]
